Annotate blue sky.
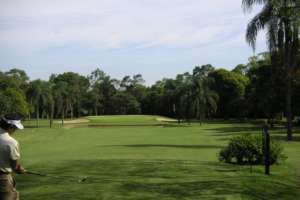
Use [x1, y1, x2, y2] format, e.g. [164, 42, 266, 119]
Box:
[0, 0, 266, 85]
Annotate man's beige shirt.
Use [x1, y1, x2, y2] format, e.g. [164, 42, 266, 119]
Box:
[0, 128, 20, 173]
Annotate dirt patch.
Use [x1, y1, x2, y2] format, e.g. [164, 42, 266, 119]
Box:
[156, 117, 177, 122]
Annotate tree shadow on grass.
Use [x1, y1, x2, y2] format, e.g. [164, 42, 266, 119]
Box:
[207, 126, 289, 137]
[208, 126, 263, 134]
[98, 144, 224, 149]
[16, 159, 300, 200]
[207, 125, 300, 142]
[272, 135, 300, 142]
[120, 178, 299, 200]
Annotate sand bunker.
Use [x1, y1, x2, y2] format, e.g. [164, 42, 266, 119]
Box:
[156, 117, 177, 122]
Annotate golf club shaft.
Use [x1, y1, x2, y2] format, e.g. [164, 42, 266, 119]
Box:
[27, 171, 87, 182]
[27, 171, 65, 179]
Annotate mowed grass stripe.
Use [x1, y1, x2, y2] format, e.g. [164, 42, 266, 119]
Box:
[87, 115, 172, 125]
[14, 116, 300, 200]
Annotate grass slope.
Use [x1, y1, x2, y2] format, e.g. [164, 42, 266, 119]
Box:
[23, 115, 174, 128]
[14, 117, 300, 200]
[87, 115, 171, 125]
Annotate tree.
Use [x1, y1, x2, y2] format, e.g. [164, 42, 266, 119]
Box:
[293, 67, 300, 117]
[5, 68, 29, 90]
[246, 61, 285, 120]
[232, 64, 249, 75]
[120, 76, 132, 91]
[100, 75, 117, 114]
[191, 66, 218, 124]
[27, 80, 55, 127]
[209, 69, 249, 118]
[193, 64, 215, 77]
[51, 72, 89, 118]
[111, 92, 141, 114]
[0, 69, 30, 116]
[40, 81, 55, 128]
[243, 0, 300, 140]
[176, 73, 194, 122]
[51, 80, 68, 126]
[88, 68, 106, 115]
[130, 74, 147, 102]
[0, 88, 29, 116]
[142, 89, 162, 115]
[27, 80, 43, 127]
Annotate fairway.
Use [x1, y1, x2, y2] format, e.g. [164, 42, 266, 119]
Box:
[88, 115, 174, 125]
[15, 116, 300, 200]
[2, 0, 300, 199]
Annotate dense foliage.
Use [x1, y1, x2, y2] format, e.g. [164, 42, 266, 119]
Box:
[242, 0, 300, 140]
[219, 134, 286, 165]
[0, 1, 299, 140]
[1, 53, 300, 126]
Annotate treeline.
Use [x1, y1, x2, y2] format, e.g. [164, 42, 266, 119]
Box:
[1, 53, 300, 126]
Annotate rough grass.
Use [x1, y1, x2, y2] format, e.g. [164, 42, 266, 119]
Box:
[14, 116, 300, 200]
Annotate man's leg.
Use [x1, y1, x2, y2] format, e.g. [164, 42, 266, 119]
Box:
[0, 175, 19, 200]
[0, 191, 19, 200]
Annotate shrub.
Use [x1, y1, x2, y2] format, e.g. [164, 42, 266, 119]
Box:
[219, 134, 286, 165]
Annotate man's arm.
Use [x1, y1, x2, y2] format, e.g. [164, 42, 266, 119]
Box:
[9, 140, 26, 174]
[10, 159, 26, 174]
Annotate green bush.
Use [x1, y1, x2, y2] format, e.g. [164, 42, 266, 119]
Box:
[219, 134, 286, 165]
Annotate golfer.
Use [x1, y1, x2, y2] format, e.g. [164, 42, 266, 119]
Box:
[0, 113, 26, 200]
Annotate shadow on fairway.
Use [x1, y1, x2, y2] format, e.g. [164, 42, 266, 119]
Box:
[272, 135, 300, 142]
[207, 126, 263, 134]
[98, 144, 224, 149]
[207, 125, 300, 143]
[16, 159, 300, 200]
[120, 178, 299, 200]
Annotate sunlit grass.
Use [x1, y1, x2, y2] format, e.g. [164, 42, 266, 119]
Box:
[14, 117, 300, 200]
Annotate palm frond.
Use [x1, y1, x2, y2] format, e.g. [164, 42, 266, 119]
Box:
[242, 0, 269, 12]
[246, 3, 273, 49]
[266, 16, 280, 52]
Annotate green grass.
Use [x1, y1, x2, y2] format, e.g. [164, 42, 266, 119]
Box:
[13, 116, 300, 200]
[23, 115, 174, 128]
[22, 119, 60, 128]
[87, 115, 171, 125]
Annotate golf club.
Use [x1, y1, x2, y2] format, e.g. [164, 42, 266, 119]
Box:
[27, 171, 88, 183]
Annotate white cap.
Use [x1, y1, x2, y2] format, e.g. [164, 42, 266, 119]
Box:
[4, 119, 24, 130]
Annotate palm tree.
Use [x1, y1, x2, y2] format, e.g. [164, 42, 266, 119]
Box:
[176, 73, 194, 123]
[243, 0, 300, 140]
[100, 76, 117, 114]
[40, 82, 55, 128]
[88, 69, 105, 115]
[52, 81, 68, 126]
[192, 77, 218, 125]
[29, 80, 43, 127]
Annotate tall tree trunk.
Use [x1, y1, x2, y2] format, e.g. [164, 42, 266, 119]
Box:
[70, 103, 73, 119]
[50, 102, 54, 128]
[77, 101, 80, 118]
[283, 12, 293, 141]
[199, 114, 202, 126]
[286, 71, 293, 140]
[36, 104, 39, 128]
[61, 106, 65, 126]
[94, 103, 98, 116]
[29, 97, 33, 120]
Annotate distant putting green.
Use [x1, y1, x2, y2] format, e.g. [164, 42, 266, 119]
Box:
[14, 116, 300, 200]
[87, 115, 175, 125]
[23, 115, 176, 128]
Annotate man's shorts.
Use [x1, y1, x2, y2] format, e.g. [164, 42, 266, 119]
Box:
[0, 174, 19, 200]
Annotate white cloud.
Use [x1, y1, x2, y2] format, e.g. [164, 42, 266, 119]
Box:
[0, 0, 260, 51]
[0, 0, 267, 84]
